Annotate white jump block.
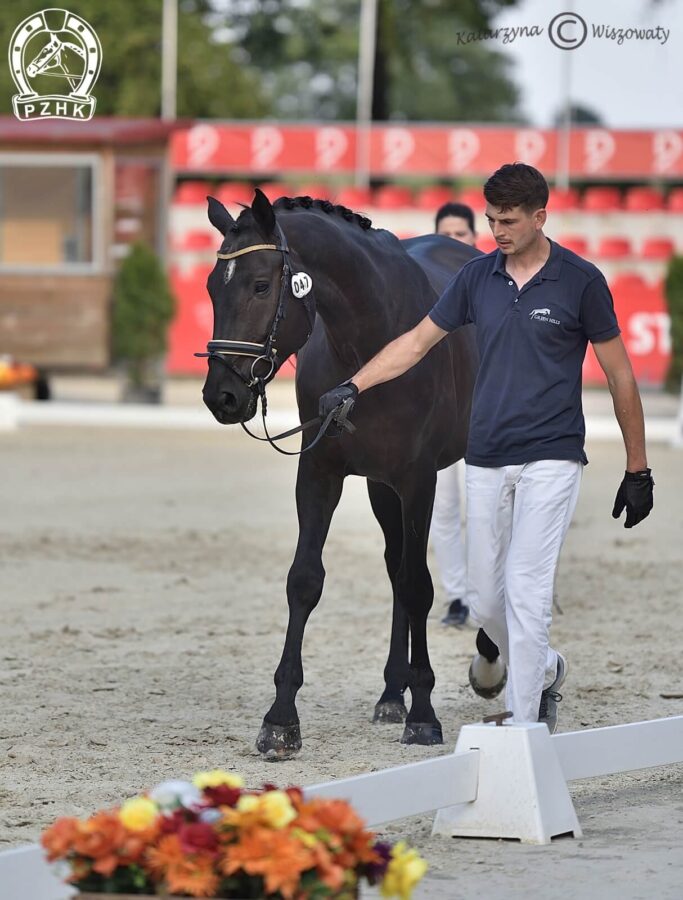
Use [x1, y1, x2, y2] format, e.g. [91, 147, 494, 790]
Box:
[432, 722, 582, 844]
[0, 845, 74, 900]
[0, 392, 19, 431]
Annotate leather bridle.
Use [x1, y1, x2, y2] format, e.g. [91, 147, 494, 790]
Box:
[195, 224, 354, 455]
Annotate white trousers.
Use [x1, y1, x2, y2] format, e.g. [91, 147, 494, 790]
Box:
[465, 460, 582, 723]
[430, 461, 466, 599]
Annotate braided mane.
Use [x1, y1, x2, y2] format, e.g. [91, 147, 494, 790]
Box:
[231, 195, 373, 233]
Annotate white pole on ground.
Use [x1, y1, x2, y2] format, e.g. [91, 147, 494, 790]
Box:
[355, 0, 378, 189]
[161, 0, 178, 121]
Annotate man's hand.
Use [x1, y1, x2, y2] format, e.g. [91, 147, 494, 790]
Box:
[612, 469, 654, 528]
[318, 381, 358, 434]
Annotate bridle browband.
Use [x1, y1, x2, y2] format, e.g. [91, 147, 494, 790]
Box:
[195, 223, 354, 455]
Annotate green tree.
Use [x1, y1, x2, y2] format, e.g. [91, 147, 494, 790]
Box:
[0, 0, 267, 117]
[664, 255, 683, 394]
[223, 0, 522, 121]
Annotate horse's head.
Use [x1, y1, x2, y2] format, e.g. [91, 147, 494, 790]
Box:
[200, 190, 316, 424]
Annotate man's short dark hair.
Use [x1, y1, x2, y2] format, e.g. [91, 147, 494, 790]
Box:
[483, 163, 549, 213]
[434, 202, 475, 233]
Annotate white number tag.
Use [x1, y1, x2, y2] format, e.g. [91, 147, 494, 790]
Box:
[291, 272, 312, 298]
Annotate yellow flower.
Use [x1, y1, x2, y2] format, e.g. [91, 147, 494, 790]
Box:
[292, 827, 319, 848]
[380, 842, 428, 900]
[236, 795, 259, 814]
[192, 769, 244, 790]
[119, 797, 158, 832]
[259, 791, 297, 829]
[235, 791, 296, 829]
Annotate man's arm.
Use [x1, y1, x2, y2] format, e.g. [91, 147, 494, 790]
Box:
[592, 335, 647, 471]
[353, 315, 448, 393]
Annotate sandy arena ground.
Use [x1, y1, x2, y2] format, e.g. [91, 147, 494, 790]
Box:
[1, 415, 682, 898]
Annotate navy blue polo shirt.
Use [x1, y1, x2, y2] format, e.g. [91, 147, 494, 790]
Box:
[429, 238, 620, 467]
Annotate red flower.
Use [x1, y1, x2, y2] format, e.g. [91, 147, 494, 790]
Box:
[160, 809, 192, 834]
[202, 784, 241, 807]
[178, 822, 219, 855]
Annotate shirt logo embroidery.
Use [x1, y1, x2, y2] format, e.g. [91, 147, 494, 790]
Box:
[529, 307, 560, 325]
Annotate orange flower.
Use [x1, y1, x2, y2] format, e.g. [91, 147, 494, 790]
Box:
[147, 834, 219, 898]
[222, 826, 316, 900]
[41, 817, 80, 861]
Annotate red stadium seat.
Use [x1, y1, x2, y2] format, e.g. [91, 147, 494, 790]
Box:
[216, 182, 253, 207]
[457, 187, 485, 211]
[558, 235, 588, 256]
[581, 187, 622, 211]
[416, 186, 455, 211]
[476, 234, 498, 253]
[373, 185, 414, 209]
[547, 188, 580, 211]
[174, 181, 212, 205]
[666, 188, 683, 212]
[256, 182, 289, 203]
[335, 186, 372, 209]
[609, 271, 648, 293]
[625, 186, 665, 212]
[296, 183, 333, 201]
[640, 237, 676, 259]
[595, 236, 632, 258]
[181, 231, 215, 251]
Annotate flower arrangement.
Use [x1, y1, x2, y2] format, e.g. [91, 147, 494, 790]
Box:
[42, 770, 427, 899]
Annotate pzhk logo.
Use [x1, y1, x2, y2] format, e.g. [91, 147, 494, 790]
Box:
[9, 8, 102, 121]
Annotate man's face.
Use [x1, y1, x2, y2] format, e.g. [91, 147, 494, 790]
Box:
[436, 215, 477, 246]
[484, 203, 546, 256]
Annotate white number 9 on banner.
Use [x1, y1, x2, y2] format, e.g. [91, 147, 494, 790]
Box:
[291, 272, 313, 298]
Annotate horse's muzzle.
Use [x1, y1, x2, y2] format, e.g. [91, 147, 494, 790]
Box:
[202, 371, 258, 425]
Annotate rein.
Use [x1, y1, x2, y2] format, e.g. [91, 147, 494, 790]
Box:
[195, 224, 355, 455]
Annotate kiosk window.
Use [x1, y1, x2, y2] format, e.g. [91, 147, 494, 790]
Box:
[0, 164, 93, 267]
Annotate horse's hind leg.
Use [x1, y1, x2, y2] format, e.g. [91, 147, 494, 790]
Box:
[367, 480, 409, 724]
[257, 456, 343, 760]
[395, 469, 443, 745]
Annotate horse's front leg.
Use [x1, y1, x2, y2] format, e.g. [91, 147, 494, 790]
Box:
[257, 455, 343, 760]
[367, 479, 409, 724]
[396, 468, 443, 745]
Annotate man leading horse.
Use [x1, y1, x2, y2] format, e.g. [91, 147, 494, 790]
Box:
[320, 163, 654, 733]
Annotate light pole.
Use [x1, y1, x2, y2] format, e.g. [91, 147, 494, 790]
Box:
[355, 0, 378, 188]
[161, 0, 178, 121]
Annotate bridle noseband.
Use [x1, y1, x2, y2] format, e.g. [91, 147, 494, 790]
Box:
[195, 224, 354, 455]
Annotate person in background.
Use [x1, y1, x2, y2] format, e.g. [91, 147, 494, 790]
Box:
[432, 202, 478, 627]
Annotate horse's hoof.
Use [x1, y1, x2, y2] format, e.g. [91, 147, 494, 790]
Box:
[256, 721, 302, 760]
[373, 700, 407, 724]
[469, 653, 507, 699]
[400, 721, 443, 745]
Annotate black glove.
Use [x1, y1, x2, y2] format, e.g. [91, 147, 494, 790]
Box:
[612, 468, 654, 528]
[318, 380, 358, 436]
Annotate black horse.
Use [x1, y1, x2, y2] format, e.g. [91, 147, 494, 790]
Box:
[201, 189, 501, 759]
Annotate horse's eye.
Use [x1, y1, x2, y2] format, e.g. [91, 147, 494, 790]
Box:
[255, 282, 269, 294]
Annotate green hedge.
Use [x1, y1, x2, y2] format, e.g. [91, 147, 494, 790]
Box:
[664, 255, 683, 394]
[112, 243, 175, 386]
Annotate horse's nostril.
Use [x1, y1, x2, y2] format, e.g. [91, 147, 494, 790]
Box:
[220, 391, 239, 412]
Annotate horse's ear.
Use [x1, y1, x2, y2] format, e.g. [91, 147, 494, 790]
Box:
[207, 196, 235, 236]
[251, 188, 276, 239]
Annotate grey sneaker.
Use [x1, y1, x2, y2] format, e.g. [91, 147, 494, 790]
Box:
[538, 653, 567, 734]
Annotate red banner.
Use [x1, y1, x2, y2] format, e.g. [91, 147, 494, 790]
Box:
[168, 266, 670, 387]
[172, 124, 683, 179]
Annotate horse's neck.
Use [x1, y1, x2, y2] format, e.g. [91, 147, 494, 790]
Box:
[283, 211, 409, 366]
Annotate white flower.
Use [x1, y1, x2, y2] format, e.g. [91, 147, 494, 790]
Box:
[198, 808, 223, 824]
[149, 779, 202, 812]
